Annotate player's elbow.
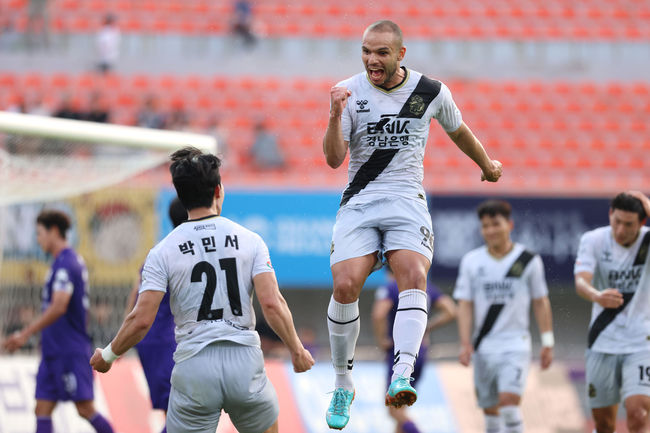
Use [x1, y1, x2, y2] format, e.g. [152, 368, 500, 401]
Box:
[260, 293, 285, 317]
[325, 153, 344, 169]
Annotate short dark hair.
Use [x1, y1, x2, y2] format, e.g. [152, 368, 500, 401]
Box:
[477, 200, 512, 220]
[365, 20, 403, 48]
[168, 197, 187, 228]
[36, 209, 71, 239]
[611, 192, 647, 221]
[169, 147, 222, 211]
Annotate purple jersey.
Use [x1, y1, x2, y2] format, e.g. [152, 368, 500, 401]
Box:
[376, 280, 442, 348]
[41, 248, 90, 357]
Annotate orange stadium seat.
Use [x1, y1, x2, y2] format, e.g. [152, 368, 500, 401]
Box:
[2, 73, 648, 193]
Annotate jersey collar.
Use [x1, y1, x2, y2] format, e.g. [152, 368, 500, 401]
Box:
[366, 67, 409, 94]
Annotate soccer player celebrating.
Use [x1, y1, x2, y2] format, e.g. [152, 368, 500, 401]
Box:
[123, 197, 186, 433]
[90, 147, 314, 433]
[575, 191, 650, 433]
[323, 19, 502, 429]
[372, 267, 456, 433]
[3, 210, 114, 433]
[454, 200, 554, 433]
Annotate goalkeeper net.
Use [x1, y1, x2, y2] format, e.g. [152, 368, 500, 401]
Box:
[0, 111, 216, 351]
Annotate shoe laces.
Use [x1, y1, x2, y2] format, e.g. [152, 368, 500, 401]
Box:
[328, 389, 349, 414]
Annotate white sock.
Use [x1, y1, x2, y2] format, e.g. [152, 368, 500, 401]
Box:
[500, 406, 523, 433]
[391, 289, 428, 382]
[485, 414, 502, 433]
[327, 296, 359, 391]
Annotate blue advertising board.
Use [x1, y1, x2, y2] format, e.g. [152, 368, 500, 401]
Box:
[156, 190, 625, 287]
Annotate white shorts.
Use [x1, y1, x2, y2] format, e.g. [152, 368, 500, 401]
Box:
[473, 351, 531, 408]
[166, 341, 278, 433]
[330, 196, 434, 269]
[585, 349, 650, 409]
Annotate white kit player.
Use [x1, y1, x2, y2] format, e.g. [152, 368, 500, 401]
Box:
[90, 147, 314, 433]
[575, 191, 650, 433]
[454, 200, 554, 433]
[322, 19, 502, 430]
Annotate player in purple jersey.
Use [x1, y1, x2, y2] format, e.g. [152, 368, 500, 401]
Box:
[3, 209, 114, 433]
[372, 267, 456, 433]
[124, 197, 185, 433]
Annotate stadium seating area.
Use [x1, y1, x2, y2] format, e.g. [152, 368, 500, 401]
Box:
[1, 71, 649, 194]
[1, 0, 649, 39]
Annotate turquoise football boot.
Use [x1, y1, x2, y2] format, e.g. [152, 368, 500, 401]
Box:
[385, 376, 417, 408]
[326, 387, 355, 430]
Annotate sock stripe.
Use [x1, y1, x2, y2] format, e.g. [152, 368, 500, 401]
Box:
[396, 307, 427, 313]
[327, 315, 360, 325]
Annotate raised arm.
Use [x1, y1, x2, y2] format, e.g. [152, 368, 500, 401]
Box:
[447, 122, 502, 182]
[323, 86, 351, 169]
[254, 272, 314, 373]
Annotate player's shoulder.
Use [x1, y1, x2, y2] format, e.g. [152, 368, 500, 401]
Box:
[462, 245, 488, 262]
[580, 226, 610, 243]
[55, 248, 84, 270]
[513, 242, 539, 258]
[335, 72, 367, 89]
[409, 69, 445, 95]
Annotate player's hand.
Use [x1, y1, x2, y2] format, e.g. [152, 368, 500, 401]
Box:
[329, 87, 352, 118]
[291, 347, 315, 373]
[594, 288, 624, 309]
[481, 159, 503, 182]
[458, 343, 473, 366]
[540, 346, 553, 370]
[3, 330, 28, 353]
[90, 348, 113, 373]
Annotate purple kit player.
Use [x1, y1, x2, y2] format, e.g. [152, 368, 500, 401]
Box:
[124, 197, 186, 432]
[372, 267, 456, 433]
[3, 209, 114, 433]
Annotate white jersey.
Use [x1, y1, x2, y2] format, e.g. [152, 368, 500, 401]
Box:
[574, 225, 650, 354]
[338, 67, 462, 207]
[140, 215, 274, 363]
[453, 243, 549, 354]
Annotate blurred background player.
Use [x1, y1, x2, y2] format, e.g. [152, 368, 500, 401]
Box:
[454, 200, 554, 433]
[372, 266, 456, 433]
[323, 19, 502, 429]
[3, 209, 114, 433]
[90, 147, 314, 433]
[574, 191, 650, 433]
[123, 197, 186, 433]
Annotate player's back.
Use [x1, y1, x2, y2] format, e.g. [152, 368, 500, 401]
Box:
[142, 215, 271, 363]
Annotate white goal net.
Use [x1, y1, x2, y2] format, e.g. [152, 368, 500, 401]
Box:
[0, 111, 216, 351]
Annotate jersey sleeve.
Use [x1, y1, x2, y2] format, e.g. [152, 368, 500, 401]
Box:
[52, 268, 73, 294]
[574, 231, 597, 275]
[434, 83, 463, 133]
[527, 255, 549, 299]
[252, 234, 275, 277]
[140, 248, 168, 294]
[453, 254, 473, 300]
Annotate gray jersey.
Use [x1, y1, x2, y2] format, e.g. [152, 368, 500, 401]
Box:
[338, 68, 462, 206]
[141, 215, 274, 363]
[574, 225, 650, 354]
[454, 243, 549, 354]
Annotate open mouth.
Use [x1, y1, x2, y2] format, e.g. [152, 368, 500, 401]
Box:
[368, 69, 384, 82]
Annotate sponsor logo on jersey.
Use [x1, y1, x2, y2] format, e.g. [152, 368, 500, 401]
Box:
[194, 223, 216, 231]
[266, 260, 273, 269]
[330, 241, 335, 255]
[356, 99, 369, 112]
[588, 383, 597, 398]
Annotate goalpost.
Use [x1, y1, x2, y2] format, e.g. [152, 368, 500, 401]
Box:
[0, 110, 216, 351]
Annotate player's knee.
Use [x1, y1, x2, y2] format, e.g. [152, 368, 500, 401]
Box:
[498, 393, 520, 407]
[626, 405, 649, 431]
[332, 276, 362, 303]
